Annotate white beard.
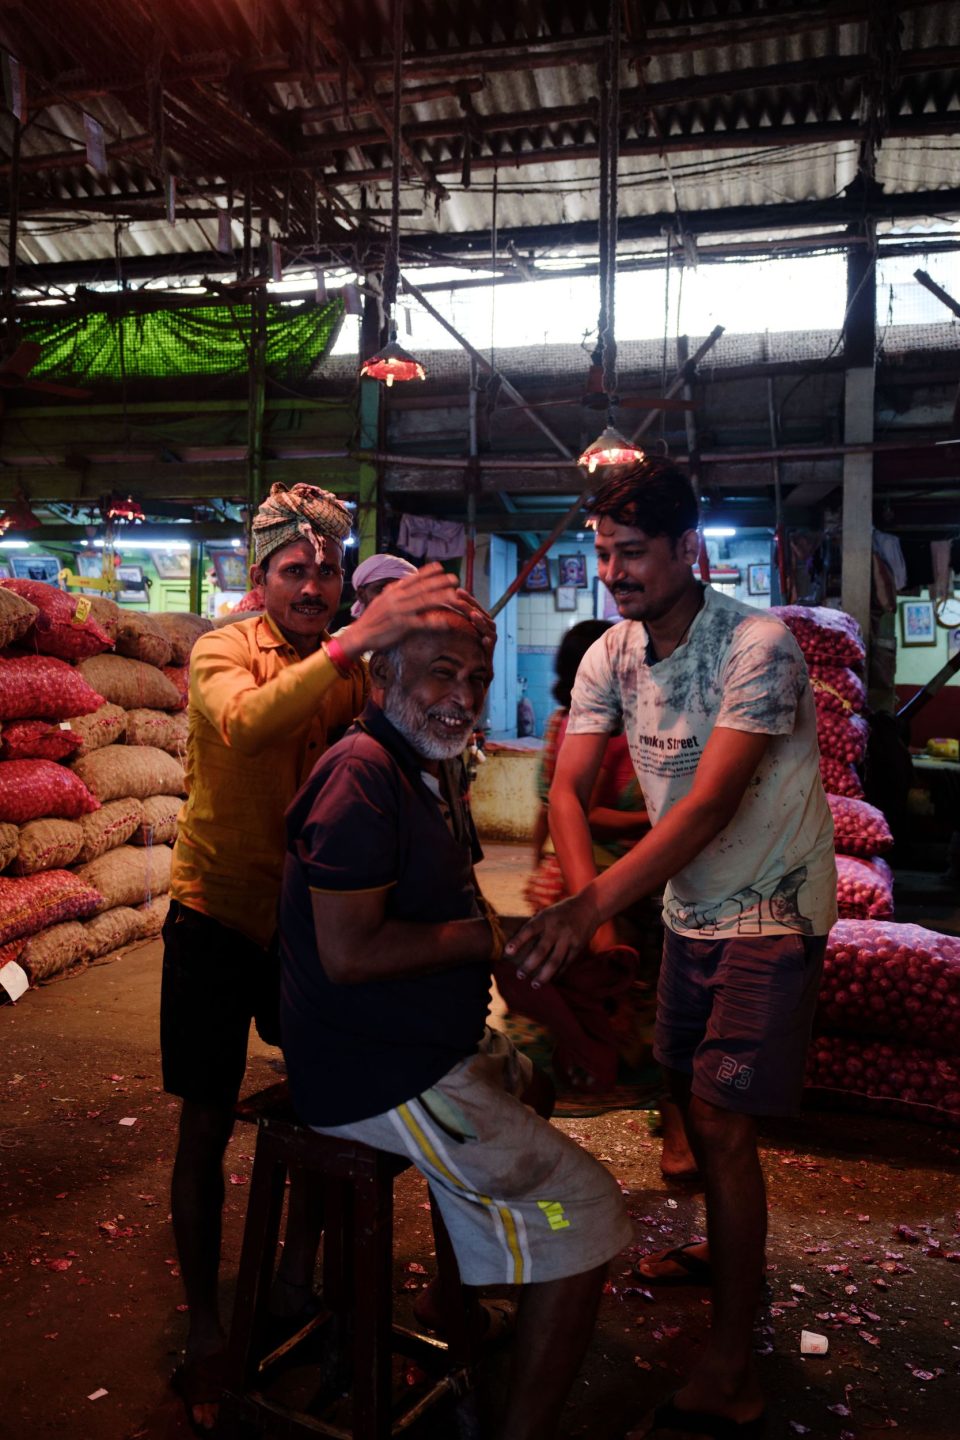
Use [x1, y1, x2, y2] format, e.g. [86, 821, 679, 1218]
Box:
[383, 687, 476, 761]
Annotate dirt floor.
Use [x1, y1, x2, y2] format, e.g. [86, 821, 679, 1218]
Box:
[2, 847, 959, 1440]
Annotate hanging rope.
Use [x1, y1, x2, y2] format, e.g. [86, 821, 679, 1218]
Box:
[598, 0, 621, 423]
[381, 0, 404, 337]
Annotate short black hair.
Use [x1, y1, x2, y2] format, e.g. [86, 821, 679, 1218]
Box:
[553, 619, 611, 709]
[586, 456, 699, 544]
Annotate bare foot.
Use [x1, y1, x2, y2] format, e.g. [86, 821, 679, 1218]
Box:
[658, 1098, 699, 1180]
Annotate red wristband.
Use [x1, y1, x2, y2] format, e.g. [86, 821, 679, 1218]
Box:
[324, 635, 352, 677]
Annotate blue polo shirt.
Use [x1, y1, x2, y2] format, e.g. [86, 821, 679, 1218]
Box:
[279, 702, 491, 1126]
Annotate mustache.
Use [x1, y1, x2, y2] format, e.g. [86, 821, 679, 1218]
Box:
[611, 582, 644, 594]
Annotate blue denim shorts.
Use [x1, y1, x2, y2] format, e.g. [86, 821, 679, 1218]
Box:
[654, 928, 826, 1116]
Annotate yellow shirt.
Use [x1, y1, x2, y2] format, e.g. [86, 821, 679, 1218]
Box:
[171, 614, 367, 947]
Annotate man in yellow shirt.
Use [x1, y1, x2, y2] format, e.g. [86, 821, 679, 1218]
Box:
[161, 482, 482, 1431]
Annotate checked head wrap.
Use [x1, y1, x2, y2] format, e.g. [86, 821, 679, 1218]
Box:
[252, 482, 353, 567]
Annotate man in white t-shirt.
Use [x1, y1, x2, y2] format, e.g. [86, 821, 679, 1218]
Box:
[504, 459, 836, 1439]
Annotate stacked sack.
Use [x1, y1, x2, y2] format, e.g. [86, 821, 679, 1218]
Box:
[806, 920, 960, 1128]
[770, 604, 869, 801]
[0, 581, 209, 995]
[770, 604, 894, 918]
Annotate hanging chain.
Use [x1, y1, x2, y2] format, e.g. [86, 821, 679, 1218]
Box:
[599, 0, 621, 421]
[381, 0, 404, 336]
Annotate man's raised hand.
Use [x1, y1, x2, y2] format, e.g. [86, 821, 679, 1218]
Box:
[340, 563, 493, 660]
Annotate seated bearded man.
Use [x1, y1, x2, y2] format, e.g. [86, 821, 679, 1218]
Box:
[279, 608, 631, 1440]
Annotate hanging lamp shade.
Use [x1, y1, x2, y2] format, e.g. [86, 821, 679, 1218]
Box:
[360, 339, 426, 388]
[578, 425, 645, 475]
[0, 494, 41, 533]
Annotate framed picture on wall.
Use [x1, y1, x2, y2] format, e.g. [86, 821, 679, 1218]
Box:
[947, 625, 960, 659]
[900, 600, 936, 646]
[522, 557, 551, 592]
[153, 549, 192, 580]
[211, 550, 250, 592]
[9, 554, 62, 585]
[116, 564, 149, 604]
[747, 563, 771, 596]
[555, 584, 578, 612]
[558, 553, 588, 588]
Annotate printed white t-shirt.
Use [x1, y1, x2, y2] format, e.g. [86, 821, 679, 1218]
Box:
[567, 585, 838, 939]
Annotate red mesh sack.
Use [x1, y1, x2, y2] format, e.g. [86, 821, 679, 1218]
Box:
[0, 719, 83, 762]
[805, 1034, 959, 1128]
[809, 664, 866, 715]
[834, 858, 894, 920]
[0, 759, 100, 823]
[819, 920, 959, 1050]
[827, 794, 893, 858]
[0, 580, 112, 660]
[820, 755, 864, 799]
[0, 654, 105, 721]
[817, 709, 869, 765]
[769, 605, 865, 666]
[0, 868, 103, 946]
[161, 664, 190, 711]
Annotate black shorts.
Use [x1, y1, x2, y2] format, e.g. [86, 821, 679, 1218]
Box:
[160, 900, 281, 1109]
[653, 928, 827, 1117]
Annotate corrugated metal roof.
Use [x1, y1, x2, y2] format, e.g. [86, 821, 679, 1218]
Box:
[0, 1, 958, 277]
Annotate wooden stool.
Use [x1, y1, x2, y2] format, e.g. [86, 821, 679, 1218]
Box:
[221, 1081, 475, 1439]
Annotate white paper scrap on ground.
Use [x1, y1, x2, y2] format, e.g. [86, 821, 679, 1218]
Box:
[800, 1330, 829, 1355]
[0, 960, 29, 1003]
[87, 1388, 108, 1401]
[118, 1117, 138, 1127]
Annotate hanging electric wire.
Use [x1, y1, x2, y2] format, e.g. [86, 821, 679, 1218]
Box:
[578, 0, 645, 475]
[359, 0, 425, 387]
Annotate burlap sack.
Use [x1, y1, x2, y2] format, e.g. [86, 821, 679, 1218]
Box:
[12, 818, 84, 876]
[86, 595, 121, 643]
[73, 842, 172, 912]
[132, 794, 181, 846]
[19, 920, 90, 982]
[78, 655, 180, 711]
[149, 612, 212, 665]
[114, 610, 173, 668]
[83, 905, 143, 959]
[124, 708, 188, 756]
[135, 893, 171, 938]
[0, 586, 39, 649]
[67, 702, 127, 758]
[77, 797, 144, 863]
[71, 745, 185, 802]
[0, 821, 19, 870]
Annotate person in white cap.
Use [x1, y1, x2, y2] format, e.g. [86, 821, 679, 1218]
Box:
[350, 552, 419, 617]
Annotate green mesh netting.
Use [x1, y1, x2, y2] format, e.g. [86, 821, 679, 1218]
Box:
[21, 298, 344, 384]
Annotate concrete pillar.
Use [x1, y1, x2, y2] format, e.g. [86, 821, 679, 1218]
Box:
[841, 366, 875, 644]
[841, 233, 876, 648]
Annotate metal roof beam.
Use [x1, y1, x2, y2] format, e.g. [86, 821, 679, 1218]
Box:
[298, 47, 960, 159]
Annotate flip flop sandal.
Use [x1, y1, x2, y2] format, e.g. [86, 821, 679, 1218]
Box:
[170, 1350, 229, 1436]
[633, 1241, 713, 1287]
[641, 1391, 766, 1439]
[414, 1296, 517, 1349]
